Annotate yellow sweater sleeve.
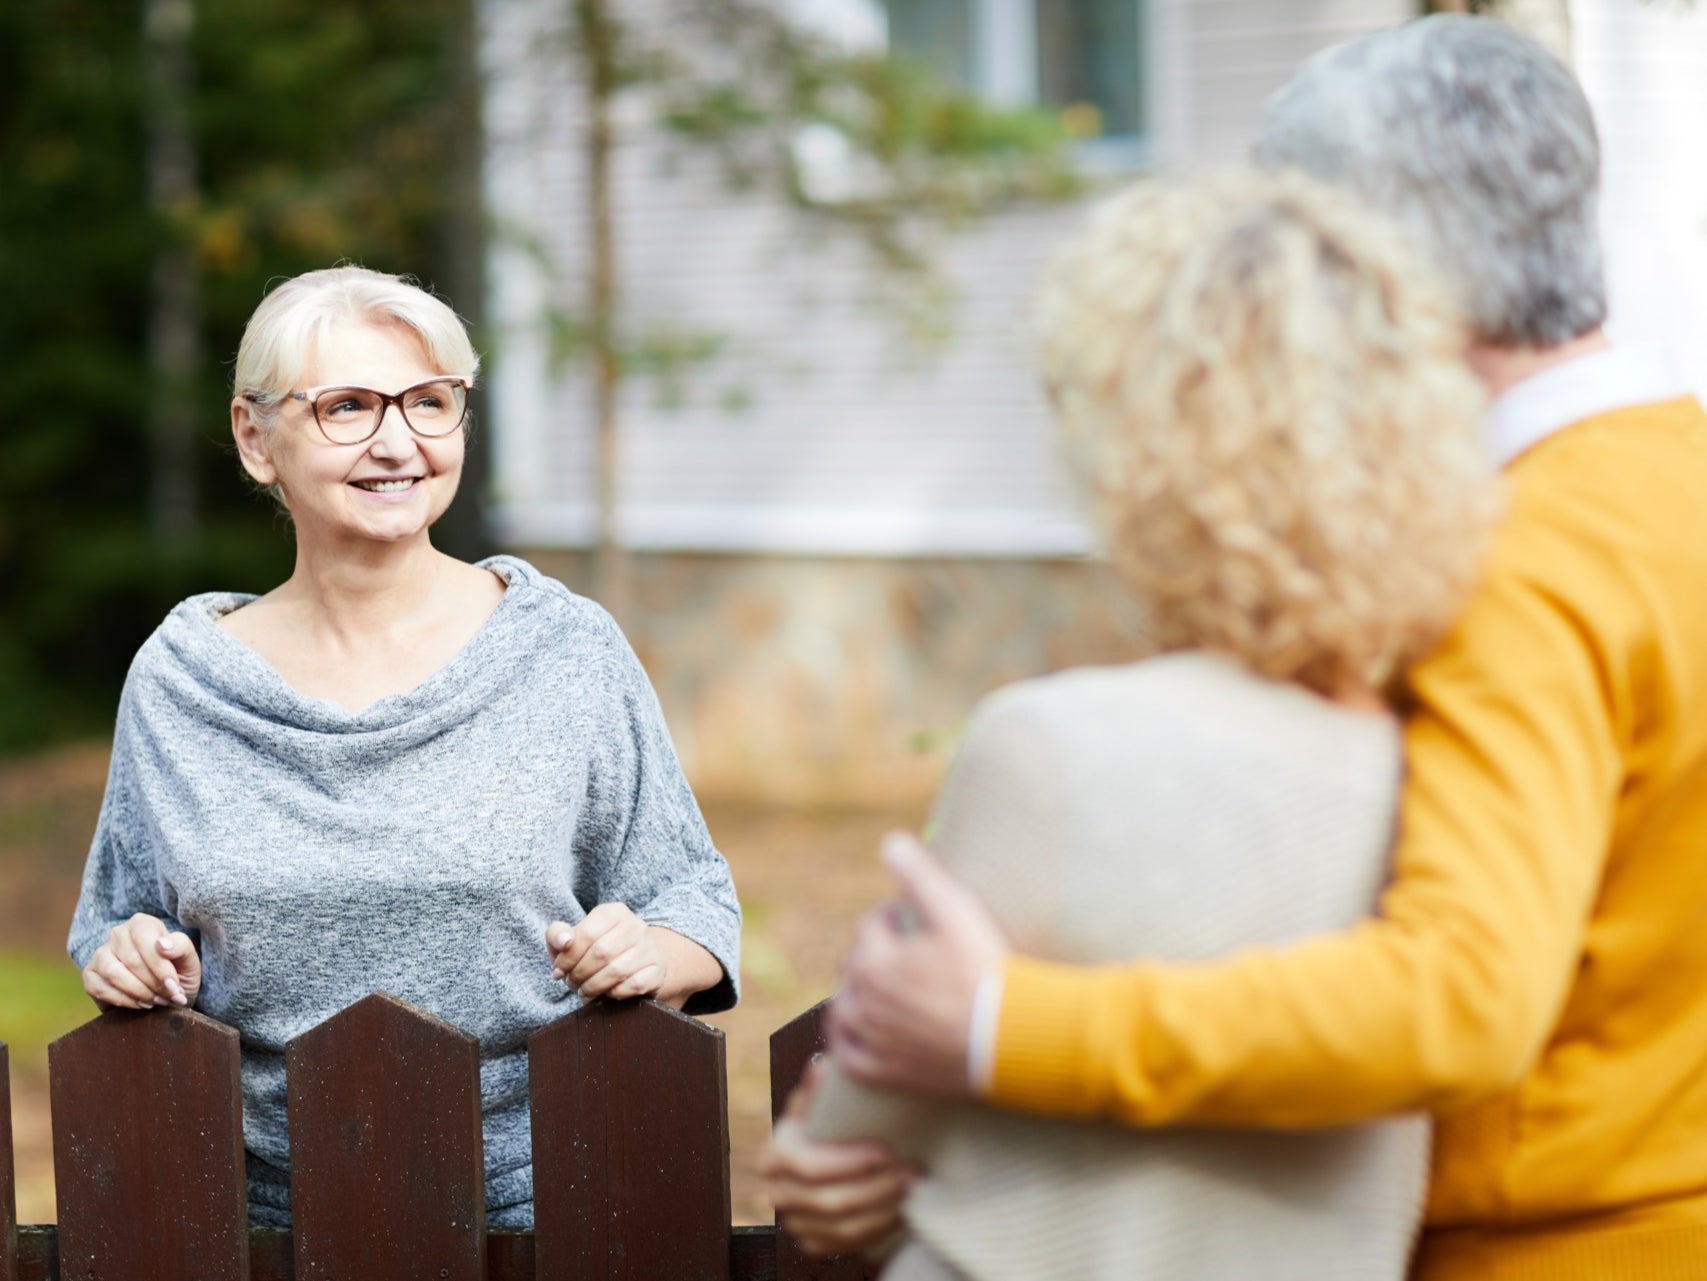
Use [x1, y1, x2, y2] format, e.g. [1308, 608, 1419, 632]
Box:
[988, 500, 1628, 1126]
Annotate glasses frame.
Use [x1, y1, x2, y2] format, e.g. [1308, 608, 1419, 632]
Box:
[276, 375, 473, 446]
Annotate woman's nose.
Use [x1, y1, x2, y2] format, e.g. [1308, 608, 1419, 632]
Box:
[367, 403, 418, 456]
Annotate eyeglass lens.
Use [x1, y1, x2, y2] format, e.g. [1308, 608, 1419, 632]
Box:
[313, 380, 468, 443]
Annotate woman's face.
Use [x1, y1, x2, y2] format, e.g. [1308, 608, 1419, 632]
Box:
[235, 319, 465, 548]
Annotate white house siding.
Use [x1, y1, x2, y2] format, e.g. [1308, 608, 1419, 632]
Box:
[1173, 0, 1414, 163]
[484, 0, 1412, 560]
[478, 0, 1410, 801]
[1572, 0, 1707, 397]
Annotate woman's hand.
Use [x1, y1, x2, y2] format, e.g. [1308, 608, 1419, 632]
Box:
[548, 903, 667, 1001]
[760, 1061, 913, 1259]
[81, 914, 201, 1011]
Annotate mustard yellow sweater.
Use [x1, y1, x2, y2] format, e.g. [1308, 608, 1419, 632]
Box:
[989, 396, 1707, 1280]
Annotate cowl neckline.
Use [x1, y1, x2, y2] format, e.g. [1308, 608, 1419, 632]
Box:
[152, 554, 546, 742]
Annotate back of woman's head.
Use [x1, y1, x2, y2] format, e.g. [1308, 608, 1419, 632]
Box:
[233, 265, 479, 430]
[1040, 169, 1497, 696]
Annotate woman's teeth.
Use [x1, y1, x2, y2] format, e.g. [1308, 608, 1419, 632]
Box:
[354, 478, 417, 492]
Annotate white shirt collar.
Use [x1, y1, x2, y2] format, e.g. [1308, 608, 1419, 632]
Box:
[1485, 343, 1688, 467]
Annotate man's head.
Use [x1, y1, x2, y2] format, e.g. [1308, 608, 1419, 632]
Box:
[1256, 15, 1604, 350]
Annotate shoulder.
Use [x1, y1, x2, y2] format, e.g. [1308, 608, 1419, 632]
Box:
[962, 654, 1373, 769]
[971, 653, 1295, 733]
[481, 556, 651, 700]
[483, 555, 629, 655]
[130, 591, 248, 686]
[1504, 396, 1707, 561]
[1471, 397, 1707, 655]
[107, 591, 254, 735]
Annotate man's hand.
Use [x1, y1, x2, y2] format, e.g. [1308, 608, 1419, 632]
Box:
[761, 1061, 913, 1258]
[829, 832, 1010, 1097]
[81, 914, 202, 1010]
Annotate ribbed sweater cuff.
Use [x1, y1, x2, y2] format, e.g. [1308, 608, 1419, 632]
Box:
[985, 955, 1103, 1119]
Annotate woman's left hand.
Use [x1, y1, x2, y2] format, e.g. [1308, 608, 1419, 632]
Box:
[548, 903, 666, 1001]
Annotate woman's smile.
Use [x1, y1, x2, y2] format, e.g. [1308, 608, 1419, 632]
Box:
[349, 474, 426, 500]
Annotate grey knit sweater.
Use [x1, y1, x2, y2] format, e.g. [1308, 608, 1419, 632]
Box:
[67, 555, 741, 1227]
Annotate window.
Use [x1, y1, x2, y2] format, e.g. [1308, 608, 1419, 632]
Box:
[883, 0, 1145, 140]
[1035, 0, 1143, 138]
[884, 0, 976, 87]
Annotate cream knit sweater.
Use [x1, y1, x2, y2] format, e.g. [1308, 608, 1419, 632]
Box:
[810, 653, 1428, 1281]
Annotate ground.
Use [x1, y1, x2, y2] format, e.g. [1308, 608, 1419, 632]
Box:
[0, 743, 919, 1225]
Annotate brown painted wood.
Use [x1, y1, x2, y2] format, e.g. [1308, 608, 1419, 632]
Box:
[731, 1225, 779, 1281]
[286, 992, 485, 1281]
[529, 999, 730, 1281]
[1, 1045, 16, 1281]
[48, 1008, 249, 1281]
[19, 1227, 783, 1281]
[234, 1229, 533, 1281]
[768, 1000, 830, 1123]
[769, 1003, 878, 1281]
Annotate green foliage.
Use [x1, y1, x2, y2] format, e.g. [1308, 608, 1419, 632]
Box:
[0, 952, 92, 1065]
[652, 1, 1081, 263]
[544, 0, 1082, 392]
[0, 0, 464, 752]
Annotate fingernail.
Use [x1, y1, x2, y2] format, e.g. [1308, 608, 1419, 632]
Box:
[166, 978, 185, 1002]
[551, 967, 565, 981]
[551, 929, 572, 949]
[881, 833, 914, 868]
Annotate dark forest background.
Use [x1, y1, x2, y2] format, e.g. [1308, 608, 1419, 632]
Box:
[0, 0, 483, 751]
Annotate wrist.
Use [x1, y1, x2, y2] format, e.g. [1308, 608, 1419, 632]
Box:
[966, 963, 1007, 1096]
[646, 924, 721, 1007]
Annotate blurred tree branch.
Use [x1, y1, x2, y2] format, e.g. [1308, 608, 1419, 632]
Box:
[546, 0, 1082, 611]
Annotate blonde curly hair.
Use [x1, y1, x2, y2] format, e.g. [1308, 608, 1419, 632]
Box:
[1040, 170, 1497, 695]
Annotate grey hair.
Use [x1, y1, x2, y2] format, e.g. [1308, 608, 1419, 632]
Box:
[1254, 14, 1605, 348]
[234, 265, 480, 432]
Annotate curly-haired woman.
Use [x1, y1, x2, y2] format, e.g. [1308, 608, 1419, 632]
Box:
[766, 168, 1497, 1280]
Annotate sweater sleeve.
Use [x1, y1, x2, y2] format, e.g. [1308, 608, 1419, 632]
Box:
[569, 613, 742, 1017]
[986, 506, 1625, 1126]
[67, 677, 193, 971]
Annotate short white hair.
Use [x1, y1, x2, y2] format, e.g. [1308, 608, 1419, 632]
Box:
[1255, 15, 1604, 348]
[233, 265, 480, 431]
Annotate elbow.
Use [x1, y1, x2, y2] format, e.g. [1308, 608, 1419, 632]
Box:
[1410, 944, 1550, 1108]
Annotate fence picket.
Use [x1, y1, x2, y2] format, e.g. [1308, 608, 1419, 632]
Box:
[286, 991, 485, 1281]
[530, 999, 730, 1281]
[770, 1001, 879, 1281]
[48, 1009, 248, 1281]
[1, 1044, 16, 1281]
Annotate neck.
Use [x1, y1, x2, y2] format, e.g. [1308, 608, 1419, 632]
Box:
[279, 533, 449, 643]
[1330, 680, 1387, 715]
[1466, 329, 1610, 399]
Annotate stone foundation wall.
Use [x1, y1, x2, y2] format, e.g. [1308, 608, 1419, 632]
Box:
[516, 549, 1145, 806]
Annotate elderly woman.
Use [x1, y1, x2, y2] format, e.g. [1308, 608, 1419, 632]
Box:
[767, 169, 1497, 1279]
[67, 266, 741, 1227]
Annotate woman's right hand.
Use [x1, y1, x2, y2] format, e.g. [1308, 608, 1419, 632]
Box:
[760, 1061, 913, 1258]
[80, 914, 202, 1011]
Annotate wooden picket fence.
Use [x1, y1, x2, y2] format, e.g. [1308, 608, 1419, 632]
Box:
[0, 993, 878, 1281]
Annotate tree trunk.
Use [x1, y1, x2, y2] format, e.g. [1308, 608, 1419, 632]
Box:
[143, 0, 201, 546]
[436, 0, 493, 563]
[580, 0, 629, 620]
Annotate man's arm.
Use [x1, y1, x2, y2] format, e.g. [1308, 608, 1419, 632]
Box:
[838, 516, 1627, 1126]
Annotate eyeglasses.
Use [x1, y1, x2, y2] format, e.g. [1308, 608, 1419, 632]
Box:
[264, 376, 472, 446]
